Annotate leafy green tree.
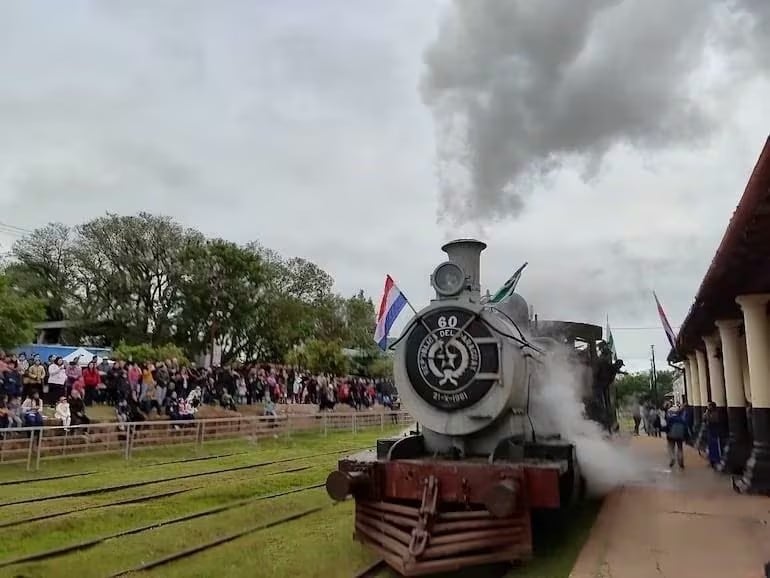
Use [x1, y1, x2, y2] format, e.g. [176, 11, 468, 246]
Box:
[616, 370, 675, 405]
[176, 239, 268, 363]
[113, 342, 189, 365]
[73, 212, 203, 344]
[0, 274, 46, 349]
[302, 339, 350, 375]
[344, 290, 376, 349]
[9, 222, 75, 321]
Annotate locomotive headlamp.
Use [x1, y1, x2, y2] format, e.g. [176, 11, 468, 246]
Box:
[431, 261, 466, 297]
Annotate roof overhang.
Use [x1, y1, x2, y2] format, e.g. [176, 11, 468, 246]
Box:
[675, 135, 770, 355]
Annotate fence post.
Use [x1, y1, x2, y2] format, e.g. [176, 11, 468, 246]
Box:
[123, 424, 131, 460]
[380, 413, 384, 432]
[323, 413, 328, 437]
[285, 414, 291, 440]
[35, 429, 43, 471]
[26, 430, 35, 471]
[352, 414, 357, 435]
[195, 421, 203, 452]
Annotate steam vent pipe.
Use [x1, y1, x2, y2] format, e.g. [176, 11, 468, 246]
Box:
[441, 239, 487, 301]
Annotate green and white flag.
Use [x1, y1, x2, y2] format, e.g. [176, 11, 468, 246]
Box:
[488, 262, 528, 304]
[605, 316, 617, 361]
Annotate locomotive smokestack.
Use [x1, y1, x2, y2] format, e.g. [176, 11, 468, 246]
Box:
[441, 238, 487, 301]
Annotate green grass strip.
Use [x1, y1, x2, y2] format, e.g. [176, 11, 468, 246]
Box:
[0, 446, 364, 507]
[0, 486, 199, 530]
[0, 470, 98, 487]
[108, 506, 326, 576]
[0, 482, 325, 569]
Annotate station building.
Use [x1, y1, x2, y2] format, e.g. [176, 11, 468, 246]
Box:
[670, 135, 770, 494]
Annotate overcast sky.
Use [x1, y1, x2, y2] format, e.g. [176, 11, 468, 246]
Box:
[0, 0, 768, 371]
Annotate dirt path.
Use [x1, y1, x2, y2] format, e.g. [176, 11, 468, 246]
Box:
[570, 436, 770, 578]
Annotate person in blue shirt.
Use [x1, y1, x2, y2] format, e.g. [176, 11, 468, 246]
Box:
[662, 403, 687, 469]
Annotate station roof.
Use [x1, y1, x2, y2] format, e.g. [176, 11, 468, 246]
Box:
[671, 136, 770, 360]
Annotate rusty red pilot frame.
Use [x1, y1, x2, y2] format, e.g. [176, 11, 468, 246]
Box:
[333, 458, 564, 576]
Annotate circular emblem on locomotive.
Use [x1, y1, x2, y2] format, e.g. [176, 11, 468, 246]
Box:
[404, 308, 500, 410]
[417, 315, 480, 394]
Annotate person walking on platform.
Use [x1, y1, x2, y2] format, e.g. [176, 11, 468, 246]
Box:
[704, 402, 722, 468]
[632, 401, 642, 435]
[662, 404, 687, 469]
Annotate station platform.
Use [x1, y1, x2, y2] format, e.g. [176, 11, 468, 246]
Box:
[570, 436, 770, 578]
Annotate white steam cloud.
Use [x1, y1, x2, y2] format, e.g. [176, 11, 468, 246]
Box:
[422, 0, 770, 223]
[530, 348, 650, 495]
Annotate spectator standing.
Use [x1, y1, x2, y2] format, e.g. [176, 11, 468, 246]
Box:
[82, 361, 100, 406]
[47, 357, 67, 406]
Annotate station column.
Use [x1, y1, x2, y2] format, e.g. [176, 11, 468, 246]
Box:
[687, 354, 702, 430]
[715, 319, 750, 473]
[695, 349, 710, 407]
[703, 333, 728, 439]
[735, 294, 770, 494]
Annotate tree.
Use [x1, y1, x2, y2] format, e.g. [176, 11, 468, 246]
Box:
[0, 274, 46, 349]
[73, 212, 203, 344]
[9, 223, 75, 321]
[301, 339, 350, 375]
[344, 290, 376, 349]
[615, 370, 676, 405]
[113, 342, 189, 365]
[176, 239, 268, 363]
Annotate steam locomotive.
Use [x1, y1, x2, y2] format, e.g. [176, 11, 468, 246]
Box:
[326, 239, 617, 576]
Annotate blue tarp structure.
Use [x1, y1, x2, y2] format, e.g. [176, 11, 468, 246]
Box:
[12, 344, 112, 361]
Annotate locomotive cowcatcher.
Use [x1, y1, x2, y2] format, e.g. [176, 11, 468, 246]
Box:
[326, 239, 614, 576]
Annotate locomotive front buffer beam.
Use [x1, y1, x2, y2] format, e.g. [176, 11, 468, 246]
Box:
[325, 456, 566, 576]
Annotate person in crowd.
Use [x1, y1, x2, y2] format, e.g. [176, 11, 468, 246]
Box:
[631, 400, 642, 436]
[69, 390, 90, 429]
[704, 401, 722, 468]
[47, 357, 67, 406]
[3, 361, 22, 400]
[679, 399, 694, 445]
[0, 394, 9, 429]
[116, 397, 130, 430]
[21, 392, 44, 427]
[662, 403, 687, 469]
[82, 361, 100, 406]
[155, 361, 170, 406]
[220, 391, 237, 412]
[5, 395, 23, 428]
[17, 353, 29, 374]
[140, 380, 160, 415]
[236, 373, 248, 405]
[66, 359, 82, 394]
[25, 358, 46, 394]
[55, 396, 71, 430]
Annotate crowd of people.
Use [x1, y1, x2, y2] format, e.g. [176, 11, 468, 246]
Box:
[0, 350, 398, 431]
[630, 398, 744, 470]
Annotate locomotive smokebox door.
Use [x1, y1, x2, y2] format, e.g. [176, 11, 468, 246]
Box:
[405, 308, 500, 411]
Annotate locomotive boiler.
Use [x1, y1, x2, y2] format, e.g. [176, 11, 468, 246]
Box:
[326, 239, 612, 576]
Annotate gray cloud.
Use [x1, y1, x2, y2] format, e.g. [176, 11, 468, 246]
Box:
[421, 0, 769, 223]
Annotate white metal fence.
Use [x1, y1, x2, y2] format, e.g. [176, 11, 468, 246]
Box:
[0, 410, 413, 471]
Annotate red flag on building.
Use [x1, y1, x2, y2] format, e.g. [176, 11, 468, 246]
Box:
[653, 291, 677, 350]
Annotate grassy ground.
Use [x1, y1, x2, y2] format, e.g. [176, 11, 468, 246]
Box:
[0, 428, 600, 578]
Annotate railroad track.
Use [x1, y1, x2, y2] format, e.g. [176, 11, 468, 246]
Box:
[0, 470, 98, 487]
[0, 487, 198, 530]
[0, 482, 326, 569]
[0, 445, 366, 507]
[108, 506, 327, 576]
